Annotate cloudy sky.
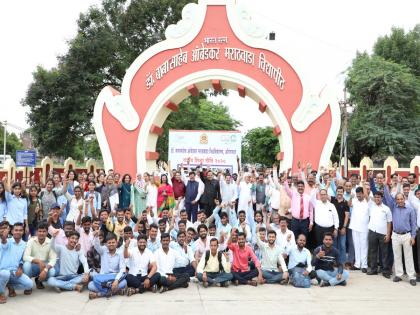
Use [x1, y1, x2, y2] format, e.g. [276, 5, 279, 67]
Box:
[0, 0, 418, 133]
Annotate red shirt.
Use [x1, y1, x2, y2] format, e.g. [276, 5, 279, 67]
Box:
[228, 243, 261, 272]
[172, 179, 186, 199]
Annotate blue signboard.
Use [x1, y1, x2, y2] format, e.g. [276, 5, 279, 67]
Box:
[16, 150, 36, 167]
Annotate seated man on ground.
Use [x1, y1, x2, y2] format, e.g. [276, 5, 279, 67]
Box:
[88, 232, 127, 299]
[170, 231, 197, 278]
[256, 230, 288, 284]
[23, 222, 57, 290]
[155, 233, 190, 293]
[0, 222, 33, 304]
[228, 231, 262, 286]
[124, 234, 160, 296]
[47, 231, 89, 292]
[313, 232, 349, 287]
[196, 237, 233, 287]
[285, 234, 315, 288]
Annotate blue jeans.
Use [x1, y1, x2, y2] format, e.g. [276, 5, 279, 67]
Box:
[23, 262, 56, 279]
[337, 233, 347, 264]
[197, 272, 233, 285]
[289, 267, 311, 288]
[262, 270, 283, 284]
[88, 273, 127, 296]
[316, 269, 349, 286]
[0, 270, 33, 294]
[47, 274, 84, 291]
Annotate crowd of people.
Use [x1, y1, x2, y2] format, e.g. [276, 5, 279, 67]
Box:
[0, 160, 419, 303]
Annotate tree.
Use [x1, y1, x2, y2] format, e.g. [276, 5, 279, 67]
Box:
[157, 96, 241, 162]
[345, 53, 420, 164]
[374, 25, 420, 76]
[23, 0, 194, 159]
[0, 128, 24, 160]
[241, 127, 279, 167]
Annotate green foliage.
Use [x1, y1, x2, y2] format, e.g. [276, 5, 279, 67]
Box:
[157, 96, 241, 161]
[345, 53, 420, 164]
[374, 25, 420, 76]
[241, 127, 279, 167]
[0, 128, 24, 159]
[342, 24, 420, 164]
[23, 0, 194, 159]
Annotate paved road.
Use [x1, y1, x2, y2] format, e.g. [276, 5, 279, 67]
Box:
[2, 271, 420, 315]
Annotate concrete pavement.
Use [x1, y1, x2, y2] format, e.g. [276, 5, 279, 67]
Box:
[2, 271, 420, 315]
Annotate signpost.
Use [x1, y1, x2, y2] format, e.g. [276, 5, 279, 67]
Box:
[16, 150, 36, 180]
[168, 130, 241, 173]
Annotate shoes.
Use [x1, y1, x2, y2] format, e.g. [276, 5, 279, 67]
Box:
[366, 270, 378, 275]
[338, 280, 347, 286]
[152, 284, 158, 293]
[35, 278, 45, 289]
[233, 280, 239, 286]
[280, 279, 288, 285]
[23, 289, 32, 295]
[203, 281, 208, 288]
[416, 276, 420, 282]
[159, 286, 169, 294]
[361, 268, 368, 273]
[393, 276, 402, 282]
[54, 287, 62, 293]
[183, 282, 189, 288]
[320, 281, 330, 287]
[247, 280, 257, 286]
[410, 280, 417, 286]
[350, 266, 360, 271]
[382, 273, 391, 279]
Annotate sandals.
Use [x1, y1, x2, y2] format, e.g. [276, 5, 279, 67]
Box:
[0, 295, 6, 304]
[8, 288, 16, 298]
[89, 292, 99, 300]
[127, 287, 138, 296]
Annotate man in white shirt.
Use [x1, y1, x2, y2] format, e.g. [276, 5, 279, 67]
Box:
[124, 234, 160, 295]
[155, 233, 190, 293]
[349, 186, 370, 272]
[170, 231, 196, 277]
[275, 216, 295, 253]
[220, 174, 237, 209]
[312, 189, 339, 247]
[367, 191, 392, 278]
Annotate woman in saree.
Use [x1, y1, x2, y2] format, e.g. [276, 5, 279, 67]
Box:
[131, 173, 148, 217]
[157, 174, 175, 217]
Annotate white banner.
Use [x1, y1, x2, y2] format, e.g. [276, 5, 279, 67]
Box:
[168, 130, 241, 174]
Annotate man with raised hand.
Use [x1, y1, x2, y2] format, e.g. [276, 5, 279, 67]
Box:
[23, 222, 57, 290]
[256, 230, 288, 284]
[125, 234, 160, 296]
[88, 232, 127, 299]
[197, 238, 233, 287]
[313, 232, 349, 287]
[47, 230, 89, 292]
[0, 222, 33, 303]
[228, 231, 262, 286]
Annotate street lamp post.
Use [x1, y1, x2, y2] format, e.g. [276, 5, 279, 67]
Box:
[2, 121, 6, 164]
[339, 90, 353, 178]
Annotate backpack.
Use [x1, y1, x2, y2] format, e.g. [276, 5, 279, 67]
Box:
[204, 250, 224, 273]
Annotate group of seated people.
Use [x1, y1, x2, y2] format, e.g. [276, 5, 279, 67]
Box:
[0, 162, 419, 304]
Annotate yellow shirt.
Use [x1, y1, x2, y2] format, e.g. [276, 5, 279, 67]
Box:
[23, 237, 57, 266]
[197, 251, 231, 273]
